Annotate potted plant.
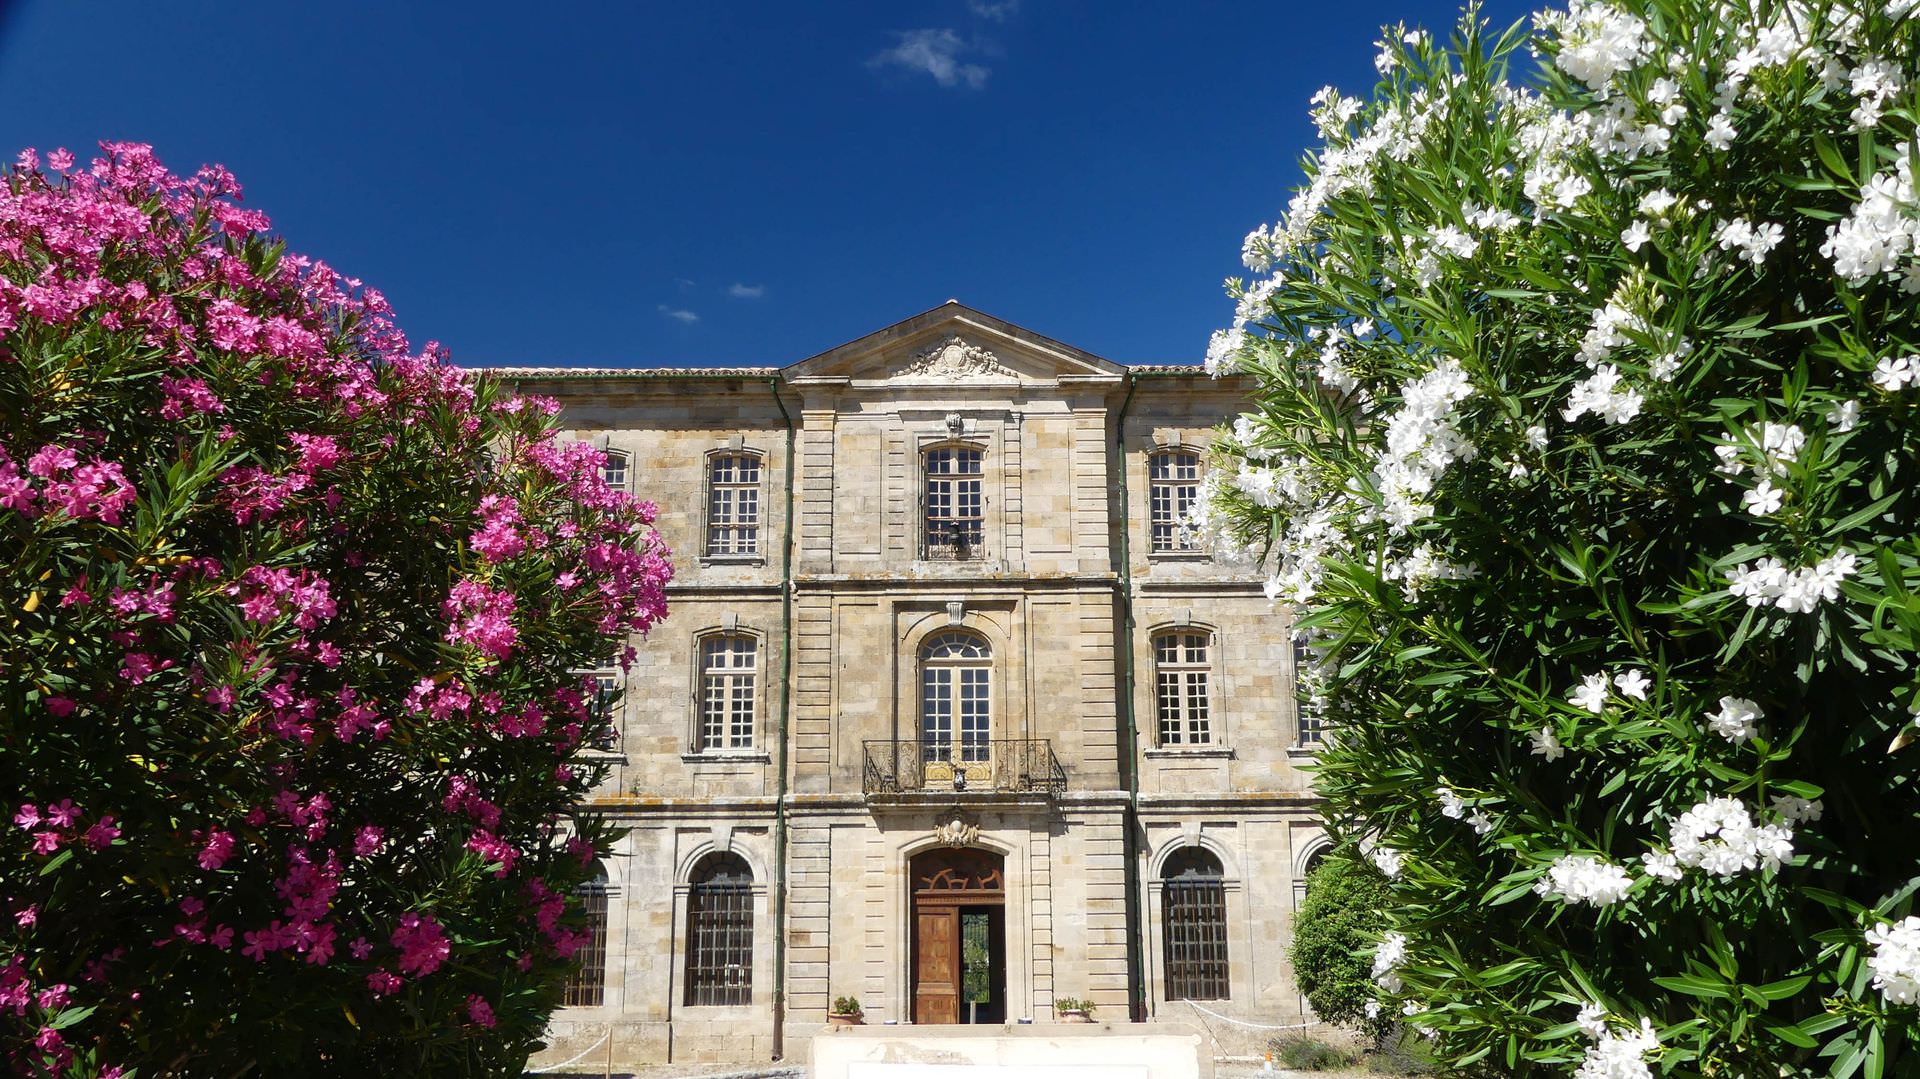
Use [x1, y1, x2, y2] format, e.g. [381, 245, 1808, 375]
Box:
[828, 996, 864, 1027]
[1054, 997, 1094, 1023]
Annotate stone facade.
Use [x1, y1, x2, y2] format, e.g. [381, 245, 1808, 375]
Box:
[500, 303, 1326, 1070]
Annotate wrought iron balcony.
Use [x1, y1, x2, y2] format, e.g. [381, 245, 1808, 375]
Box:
[862, 739, 1066, 797]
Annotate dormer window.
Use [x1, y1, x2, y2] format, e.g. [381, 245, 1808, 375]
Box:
[923, 446, 984, 561]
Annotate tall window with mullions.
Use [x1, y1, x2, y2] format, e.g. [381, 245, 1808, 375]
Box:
[698, 635, 756, 751]
[1148, 450, 1201, 552]
[1153, 630, 1212, 745]
[684, 853, 753, 1006]
[706, 453, 761, 555]
[1162, 847, 1230, 1001]
[923, 447, 984, 559]
[921, 630, 991, 763]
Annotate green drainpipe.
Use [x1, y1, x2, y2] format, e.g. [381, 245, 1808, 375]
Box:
[1113, 372, 1147, 1023]
[768, 378, 796, 1061]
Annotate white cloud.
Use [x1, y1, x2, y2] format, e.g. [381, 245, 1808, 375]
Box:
[728, 283, 767, 299]
[968, 0, 1018, 19]
[869, 28, 989, 89]
[658, 305, 700, 324]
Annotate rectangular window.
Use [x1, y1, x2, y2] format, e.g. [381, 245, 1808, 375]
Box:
[707, 454, 761, 555]
[1149, 451, 1202, 552]
[1154, 631, 1212, 745]
[562, 881, 609, 1007]
[1294, 636, 1324, 745]
[699, 636, 757, 751]
[685, 878, 753, 1006]
[589, 673, 619, 750]
[1164, 878, 1230, 1001]
[924, 447, 984, 560]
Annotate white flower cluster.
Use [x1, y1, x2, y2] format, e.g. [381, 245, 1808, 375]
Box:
[1436, 787, 1494, 835]
[1574, 1016, 1660, 1079]
[1713, 217, 1785, 267]
[1542, 1, 1650, 94]
[1866, 916, 1920, 1005]
[1535, 854, 1635, 907]
[1645, 796, 1795, 880]
[1372, 930, 1408, 993]
[1563, 364, 1644, 424]
[1371, 846, 1405, 879]
[1384, 542, 1479, 598]
[1369, 359, 1478, 533]
[1567, 668, 1650, 714]
[1715, 420, 1806, 479]
[1872, 354, 1920, 392]
[1727, 549, 1857, 613]
[1704, 695, 1762, 743]
[1822, 139, 1919, 293]
[1531, 726, 1566, 760]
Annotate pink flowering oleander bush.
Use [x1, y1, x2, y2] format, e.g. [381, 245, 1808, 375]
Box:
[0, 143, 671, 1076]
[1196, 2, 1919, 1076]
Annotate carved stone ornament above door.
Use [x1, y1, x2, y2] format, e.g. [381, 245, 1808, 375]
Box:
[933, 808, 980, 848]
[897, 336, 1019, 381]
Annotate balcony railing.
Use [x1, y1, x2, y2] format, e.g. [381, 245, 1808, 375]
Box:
[862, 739, 1066, 797]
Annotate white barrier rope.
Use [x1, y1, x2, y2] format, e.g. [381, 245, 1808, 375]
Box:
[523, 1031, 610, 1074]
[1183, 1000, 1324, 1032]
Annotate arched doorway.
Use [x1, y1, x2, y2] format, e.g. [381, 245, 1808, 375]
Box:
[910, 847, 1005, 1025]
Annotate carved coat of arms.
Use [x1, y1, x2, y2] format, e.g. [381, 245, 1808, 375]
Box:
[897, 336, 1018, 381]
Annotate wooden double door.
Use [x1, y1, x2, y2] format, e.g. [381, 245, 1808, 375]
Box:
[911, 848, 1006, 1025]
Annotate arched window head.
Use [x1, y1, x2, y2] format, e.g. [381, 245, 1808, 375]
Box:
[921, 631, 991, 763]
[1152, 629, 1213, 746]
[601, 449, 630, 491]
[923, 446, 984, 560]
[563, 864, 610, 1007]
[1162, 846, 1228, 1001]
[707, 452, 763, 555]
[686, 852, 753, 1006]
[1148, 450, 1201, 552]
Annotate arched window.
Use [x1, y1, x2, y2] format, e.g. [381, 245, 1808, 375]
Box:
[1148, 450, 1201, 552]
[1152, 629, 1213, 746]
[601, 449, 630, 491]
[563, 865, 610, 1007]
[685, 852, 754, 1006]
[921, 631, 991, 764]
[706, 452, 762, 555]
[1163, 847, 1229, 1001]
[923, 446, 984, 560]
[697, 634, 757, 752]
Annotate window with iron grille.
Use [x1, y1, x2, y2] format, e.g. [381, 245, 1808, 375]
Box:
[601, 449, 629, 491]
[562, 870, 609, 1007]
[685, 853, 753, 1006]
[921, 630, 990, 764]
[1162, 847, 1230, 1001]
[1153, 630, 1212, 745]
[1294, 635, 1325, 746]
[706, 453, 761, 555]
[923, 447, 984, 560]
[1148, 450, 1201, 552]
[698, 635, 756, 751]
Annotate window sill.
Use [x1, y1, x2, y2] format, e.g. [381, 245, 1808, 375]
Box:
[1145, 746, 1233, 759]
[1146, 550, 1212, 563]
[700, 554, 765, 567]
[580, 749, 628, 764]
[681, 751, 772, 764]
[1288, 744, 1324, 758]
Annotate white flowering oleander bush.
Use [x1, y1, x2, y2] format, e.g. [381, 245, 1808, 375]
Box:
[1198, 1, 1920, 1074]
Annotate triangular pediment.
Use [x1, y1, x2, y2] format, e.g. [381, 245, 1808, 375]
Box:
[783, 301, 1124, 386]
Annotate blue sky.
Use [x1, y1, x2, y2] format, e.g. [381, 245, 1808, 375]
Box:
[0, 0, 1532, 368]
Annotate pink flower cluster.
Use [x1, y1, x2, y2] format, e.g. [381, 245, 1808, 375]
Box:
[470, 494, 529, 562]
[14, 800, 117, 855]
[0, 444, 135, 525]
[442, 579, 518, 659]
[231, 564, 336, 629]
[390, 913, 450, 978]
